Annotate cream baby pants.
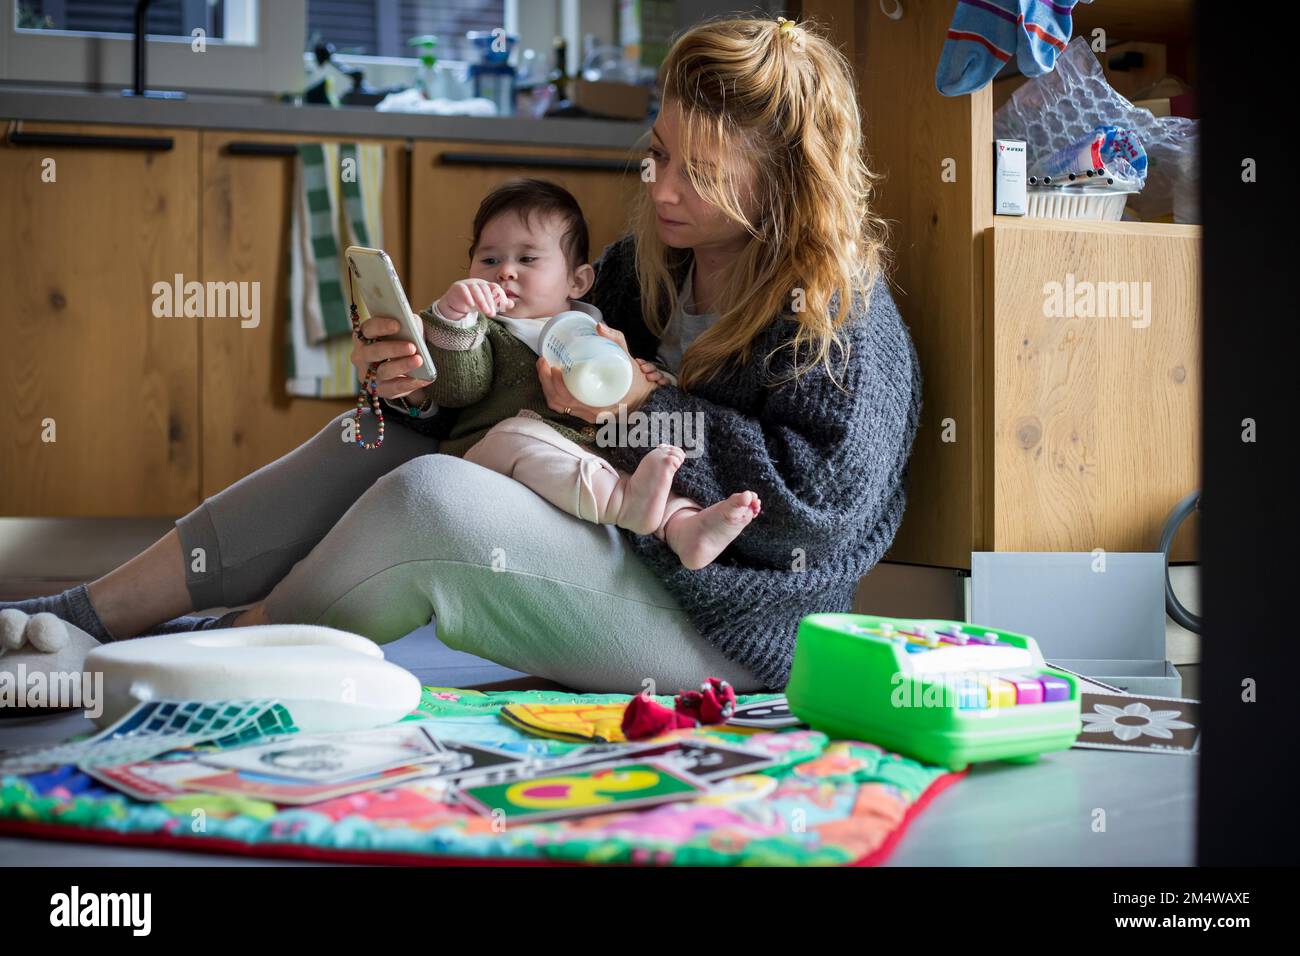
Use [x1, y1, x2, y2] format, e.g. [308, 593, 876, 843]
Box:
[462, 414, 700, 538]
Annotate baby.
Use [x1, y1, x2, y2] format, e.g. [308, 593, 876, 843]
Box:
[410, 178, 760, 570]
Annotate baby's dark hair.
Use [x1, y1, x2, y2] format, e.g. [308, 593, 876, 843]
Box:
[469, 178, 590, 272]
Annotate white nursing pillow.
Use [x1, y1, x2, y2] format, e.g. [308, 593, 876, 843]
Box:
[85, 625, 421, 732]
[173, 628, 384, 654]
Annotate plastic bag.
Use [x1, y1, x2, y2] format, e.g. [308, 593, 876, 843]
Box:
[1030, 124, 1146, 188]
[994, 37, 1199, 223]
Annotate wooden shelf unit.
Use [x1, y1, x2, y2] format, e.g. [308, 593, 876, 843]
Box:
[801, 0, 1201, 569]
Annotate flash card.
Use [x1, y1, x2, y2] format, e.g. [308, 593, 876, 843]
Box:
[414, 731, 530, 783]
[1073, 692, 1201, 754]
[180, 764, 436, 805]
[656, 739, 776, 780]
[458, 740, 685, 787]
[198, 732, 440, 784]
[85, 758, 211, 802]
[726, 697, 804, 729]
[456, 760, 710, 824]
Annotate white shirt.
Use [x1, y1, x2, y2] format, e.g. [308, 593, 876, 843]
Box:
[655, 263, 721, 377]
[490, 299, 603, 356]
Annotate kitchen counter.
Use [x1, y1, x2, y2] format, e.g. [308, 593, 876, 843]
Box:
[0, 85, 651, 149]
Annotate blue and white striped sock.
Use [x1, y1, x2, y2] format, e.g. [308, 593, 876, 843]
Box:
[1017, 0, 1077, 77]
[936, 0, 1021, 96]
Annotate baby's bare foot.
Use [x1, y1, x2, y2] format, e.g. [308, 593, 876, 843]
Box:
[616, 444, 685, 535]
[666, 491, 762, 570]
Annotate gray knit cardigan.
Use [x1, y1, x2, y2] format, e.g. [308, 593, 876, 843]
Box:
[391, 235, 923, 689]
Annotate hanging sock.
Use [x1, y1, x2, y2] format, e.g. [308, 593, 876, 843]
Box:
[1017, 0, 1076, 77]
[935, 0, 1021, 96]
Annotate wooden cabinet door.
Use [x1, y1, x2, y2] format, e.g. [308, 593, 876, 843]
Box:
[199, 131, 408, 498]
[984, 218, 1202, 560]
[408, 141, 642, 309]
[0, 122, 199, 516]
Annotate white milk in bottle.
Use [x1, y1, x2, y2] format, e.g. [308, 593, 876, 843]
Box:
[538, 311, 635, 407]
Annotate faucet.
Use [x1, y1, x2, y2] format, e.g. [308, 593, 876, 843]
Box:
[124, 0, 185, 99]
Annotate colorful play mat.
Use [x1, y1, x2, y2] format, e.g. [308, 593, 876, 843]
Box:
[0, 688, 963, 866]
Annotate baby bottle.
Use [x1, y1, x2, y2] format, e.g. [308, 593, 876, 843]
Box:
[538, 311, 635, 407]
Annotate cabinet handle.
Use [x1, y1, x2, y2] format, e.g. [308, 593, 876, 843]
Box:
[437, 151, 635, 173]
[225, 142, 299, 157]
[6, 130, 173, 151]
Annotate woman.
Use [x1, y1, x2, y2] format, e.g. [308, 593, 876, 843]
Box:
[2, 16, 921, 693]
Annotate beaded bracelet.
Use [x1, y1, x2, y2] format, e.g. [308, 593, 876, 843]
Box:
[348, 270, 385, 450]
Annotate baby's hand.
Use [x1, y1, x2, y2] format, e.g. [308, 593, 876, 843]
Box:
[439, 279, 514, 321]
[636, 358, 669, 385]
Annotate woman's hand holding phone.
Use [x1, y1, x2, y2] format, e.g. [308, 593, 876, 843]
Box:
[439, 278, 514, 320]
[349, 314, 432, 402]
[349, 276, 512, 404]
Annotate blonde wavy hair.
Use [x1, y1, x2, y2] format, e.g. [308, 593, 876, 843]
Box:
[632, 15, 891, 392]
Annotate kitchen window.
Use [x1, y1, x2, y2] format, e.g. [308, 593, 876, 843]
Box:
[1, 0, 307, 93]
[306, 0, 506, 62]
[15, 1, 252, 43]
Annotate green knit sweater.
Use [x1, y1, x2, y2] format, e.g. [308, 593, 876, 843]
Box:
[417, 304, 601, 459]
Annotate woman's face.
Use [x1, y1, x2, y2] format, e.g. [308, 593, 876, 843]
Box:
[645, 100, 756, 254]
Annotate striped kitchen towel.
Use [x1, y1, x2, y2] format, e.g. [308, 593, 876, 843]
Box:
[286, 142, 385, 398]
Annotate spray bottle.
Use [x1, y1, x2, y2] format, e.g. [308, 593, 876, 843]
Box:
[409, 35, 438, 98]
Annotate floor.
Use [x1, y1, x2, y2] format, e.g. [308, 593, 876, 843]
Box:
[0, 517, 1199, 865]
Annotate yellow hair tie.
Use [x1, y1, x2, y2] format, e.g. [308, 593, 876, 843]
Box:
[776, 17, 803, 47]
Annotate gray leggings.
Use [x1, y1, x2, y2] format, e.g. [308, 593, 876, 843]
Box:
[175, 413, 763, 693]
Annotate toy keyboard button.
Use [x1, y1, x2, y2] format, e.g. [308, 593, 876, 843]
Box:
[1039, 675, 1071, 702]
[957, 681, 988, 709]
[989, 680, 1017, 708]
[1009, 676, 1044, 704]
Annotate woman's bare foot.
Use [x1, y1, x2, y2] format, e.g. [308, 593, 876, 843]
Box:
[663, 491, 762, 570]
[615, 444, 685, 535]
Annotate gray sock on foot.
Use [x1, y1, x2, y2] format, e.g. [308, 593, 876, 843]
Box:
[0, 583, 111, 643]
[140, 610, 245, 636]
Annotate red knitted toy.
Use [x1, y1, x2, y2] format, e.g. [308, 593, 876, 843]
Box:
[621, 677, 737, 740]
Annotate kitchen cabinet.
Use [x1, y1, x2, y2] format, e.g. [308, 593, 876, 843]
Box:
[0, 122, 200, 516]
[1, 119, 647, 516]
[198, 130, 408, 498]
[408, 140, 643, 308]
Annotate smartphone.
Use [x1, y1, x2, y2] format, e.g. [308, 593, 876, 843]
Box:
[345, 246, 437, 383]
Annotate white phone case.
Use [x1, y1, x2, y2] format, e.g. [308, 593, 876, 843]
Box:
[344, 246, 437, 383]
